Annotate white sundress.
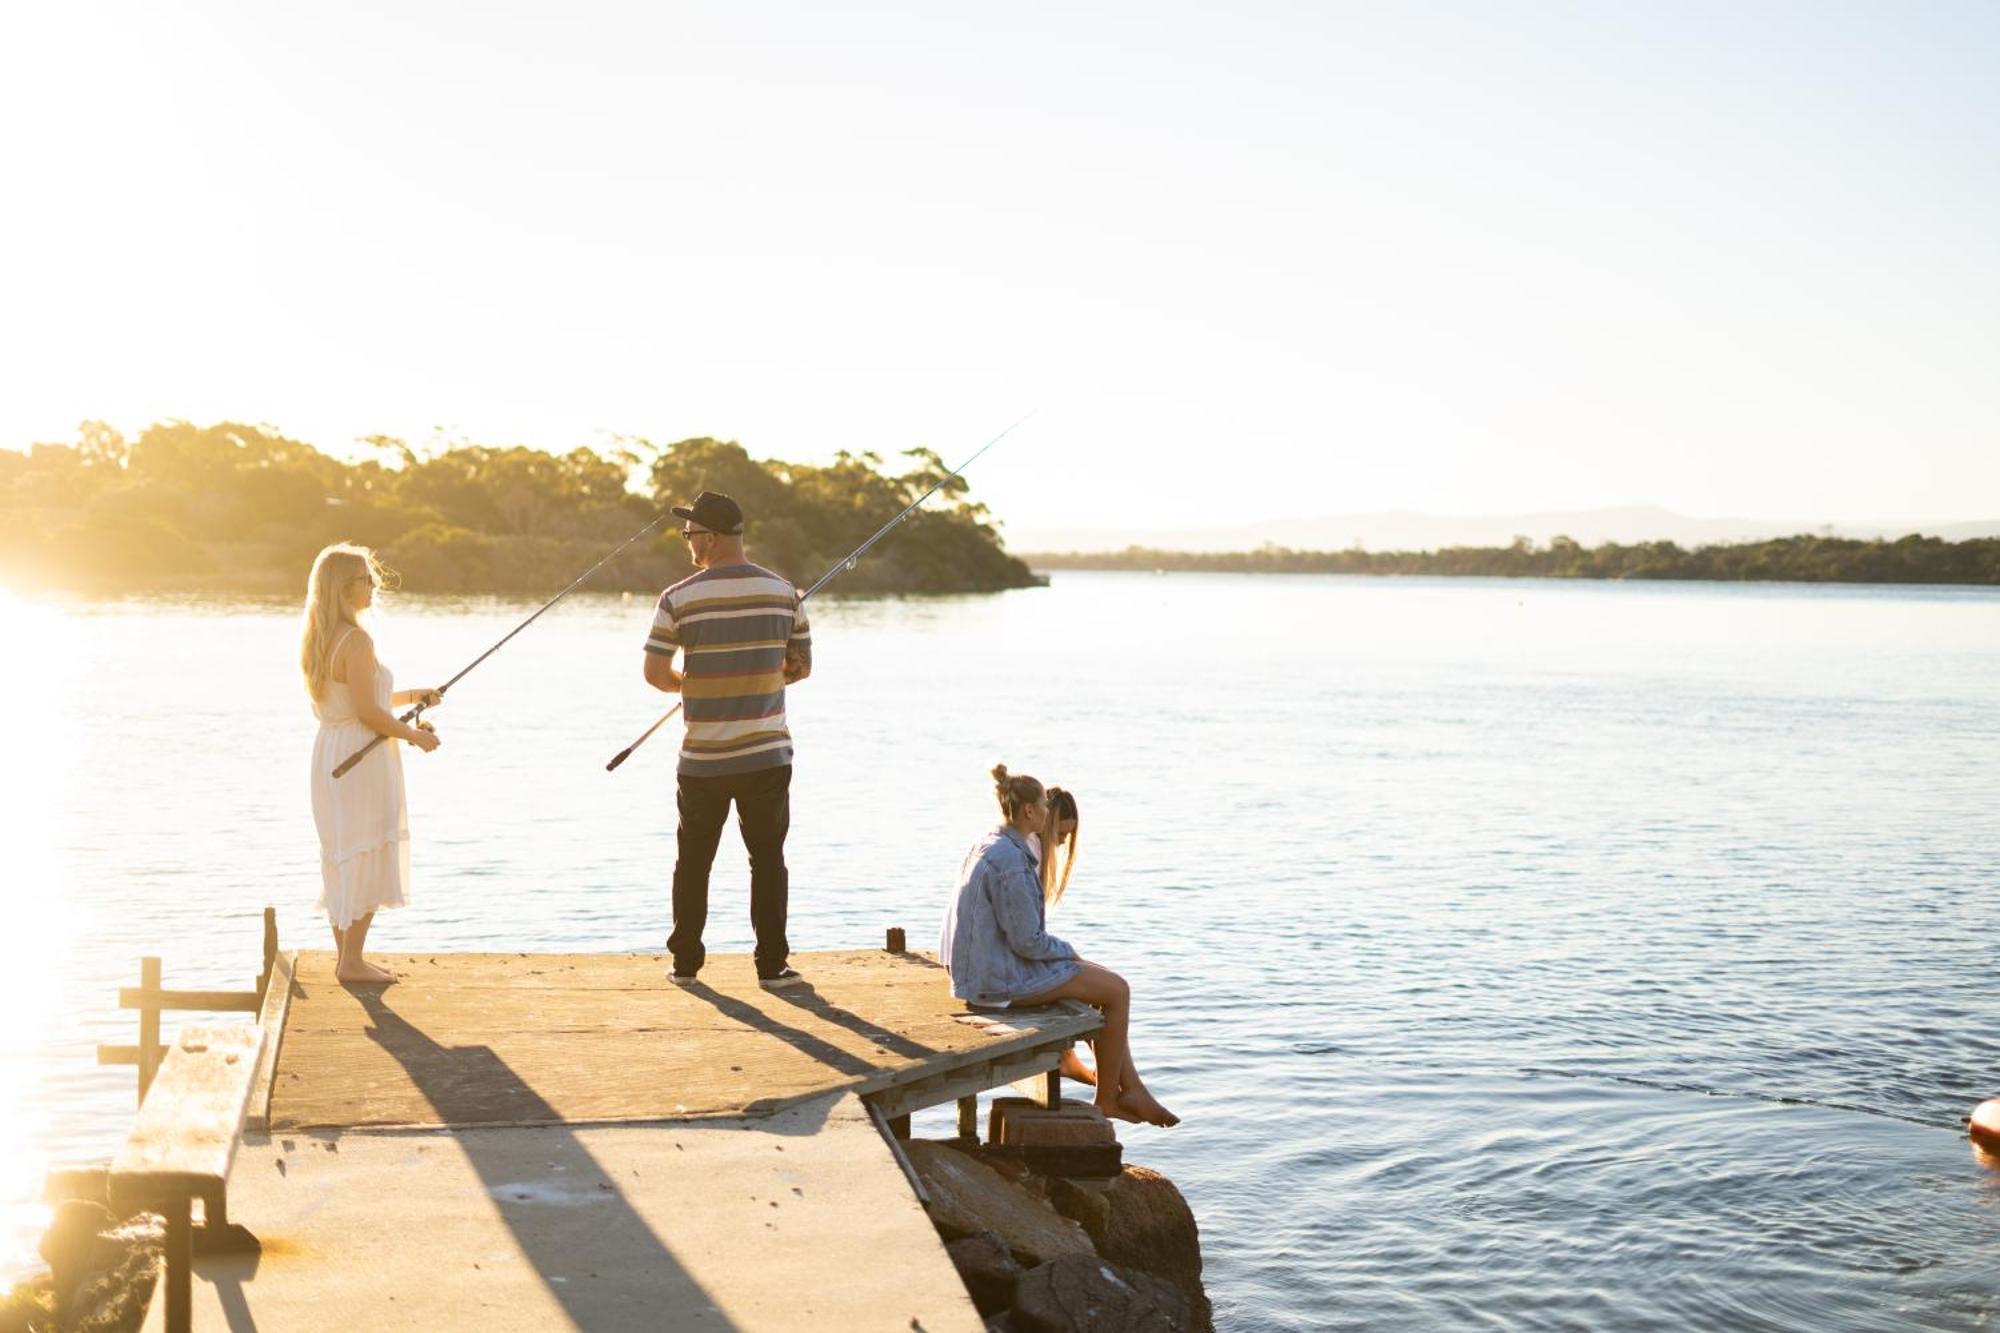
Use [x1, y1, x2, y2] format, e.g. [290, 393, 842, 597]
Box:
[309, 630, 412, 928]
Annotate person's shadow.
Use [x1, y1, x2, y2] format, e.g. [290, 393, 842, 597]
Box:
[355, 990, 738, 1330]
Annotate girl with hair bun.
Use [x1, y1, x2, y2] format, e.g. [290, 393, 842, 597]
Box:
[301, 543, 442, 984]
[937, 763, 1178, 1127]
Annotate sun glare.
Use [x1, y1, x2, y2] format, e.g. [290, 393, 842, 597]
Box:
[0, 590, 75, 1278]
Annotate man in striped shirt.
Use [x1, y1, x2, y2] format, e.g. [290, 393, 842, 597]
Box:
[643, 490, 813, 989]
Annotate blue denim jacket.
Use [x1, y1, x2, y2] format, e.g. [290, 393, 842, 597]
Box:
[938, 825, 1081, 1006]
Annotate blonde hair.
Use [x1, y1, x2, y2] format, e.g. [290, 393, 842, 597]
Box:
[300, 544, 393, 700]
[1037, 786, 1079, 906]
[991, 763, 1045, 823]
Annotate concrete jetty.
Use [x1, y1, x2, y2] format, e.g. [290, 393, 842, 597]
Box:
[135, 946, 1102, 1331]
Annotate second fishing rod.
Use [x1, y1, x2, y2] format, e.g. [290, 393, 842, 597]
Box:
[605, 412, 1031, 772]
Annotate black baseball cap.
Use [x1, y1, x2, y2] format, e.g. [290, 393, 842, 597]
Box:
[671, 491, 744, 535]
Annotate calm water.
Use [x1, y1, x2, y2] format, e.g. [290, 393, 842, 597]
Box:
[3, 572, 1998, 1330]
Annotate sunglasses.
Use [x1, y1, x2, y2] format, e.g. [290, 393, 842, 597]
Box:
[679, 528, 712, 540]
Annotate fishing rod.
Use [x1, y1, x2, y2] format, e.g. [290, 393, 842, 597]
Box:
[332, 509, 677, 778]
[605, 411, 1033, 773]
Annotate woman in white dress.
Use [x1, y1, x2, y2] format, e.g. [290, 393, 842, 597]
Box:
[300, 544, 441, 983]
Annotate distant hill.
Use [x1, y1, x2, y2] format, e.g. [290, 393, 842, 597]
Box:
[1009, 506, 2000, 554]
[1019, 534, 2000, 585]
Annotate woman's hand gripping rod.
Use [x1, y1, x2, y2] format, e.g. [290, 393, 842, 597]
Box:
[332, 510, 676, 778]
[604, 412, 1032, 772]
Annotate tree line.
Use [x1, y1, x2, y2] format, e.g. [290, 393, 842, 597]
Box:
[0, 421, 1040, 595]
[1024, 533, 2000, 584]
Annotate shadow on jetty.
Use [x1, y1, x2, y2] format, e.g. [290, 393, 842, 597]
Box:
[670, 981, 936, 1119]
[357, 990, 738, 1330]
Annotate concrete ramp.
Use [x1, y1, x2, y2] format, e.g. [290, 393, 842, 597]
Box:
[143, 1092, 982, 1332]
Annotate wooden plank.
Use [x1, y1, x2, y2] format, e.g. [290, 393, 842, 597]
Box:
[245, 950, 296, 1133]
[137, 958, 161, 1106]
[866, 1044, 1067, 1123]
[267, 949, 1101, 1131]
[119, 988, 262, 1013]
[111, 1025, 265, 1211]
[957, 1095, 979, 1140]
[98, 1045, 146, 1066]
[868, 1102, 928, 1202]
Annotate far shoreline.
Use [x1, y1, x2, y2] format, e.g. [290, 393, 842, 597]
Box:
[1019, 532, 2000, 587]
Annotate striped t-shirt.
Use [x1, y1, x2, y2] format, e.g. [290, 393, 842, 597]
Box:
[645, 563, 812, 777]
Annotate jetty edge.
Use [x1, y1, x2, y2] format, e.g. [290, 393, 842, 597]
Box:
[21, 923, 1209, 1331]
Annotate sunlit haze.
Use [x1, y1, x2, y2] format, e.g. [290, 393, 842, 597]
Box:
[2, 2, 1995, 545]
[0, 592, 74, 1262]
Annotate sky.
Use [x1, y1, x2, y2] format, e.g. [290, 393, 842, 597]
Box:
[2, 1, 1995, 545]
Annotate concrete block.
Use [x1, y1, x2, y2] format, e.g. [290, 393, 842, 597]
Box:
[987, 1098, 1116, 1148]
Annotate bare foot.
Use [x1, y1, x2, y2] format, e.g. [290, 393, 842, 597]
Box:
[1059, 1049, 1098, 1087]
[336, 959, 396, 984]
[1094, 1096, 1144, 1124]
[1114, 1089, 1180, 1128]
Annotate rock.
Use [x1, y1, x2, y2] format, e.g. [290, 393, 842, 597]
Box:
[1011, 1254, 1190, 1332]
[38, 1200, 111, 1305]
[965, 1148, 1042, 1191]
[1048, 1178, 1111, 1245]
[1098, 1169, 1210, 1333]
[2, 1275, 56, 1333]
[61, 1213, 164, 1333]
[945, 1230, 1024, 1316]
[904, 1141, 1096, 1267]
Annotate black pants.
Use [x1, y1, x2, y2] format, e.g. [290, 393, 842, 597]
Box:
[668, 763, 791, 977]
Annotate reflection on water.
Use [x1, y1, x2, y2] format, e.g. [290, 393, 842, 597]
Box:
[5, 574, 2000, 1329]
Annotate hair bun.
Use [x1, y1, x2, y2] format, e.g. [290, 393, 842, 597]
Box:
[991, 763, 1010, 784]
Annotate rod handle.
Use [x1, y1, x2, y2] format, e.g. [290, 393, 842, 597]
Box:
[604, 702, 682, 773]
[330, 701, 428, 780]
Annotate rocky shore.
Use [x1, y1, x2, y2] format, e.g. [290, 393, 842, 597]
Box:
[905, 1137, 1209, 1332]
[1, 1187, 163, 1333]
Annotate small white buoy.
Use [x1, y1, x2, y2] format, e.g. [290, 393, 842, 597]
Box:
[1969, 1100, 2000, 1152]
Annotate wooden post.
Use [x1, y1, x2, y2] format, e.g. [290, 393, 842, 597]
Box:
[162, 1194, 191, 1333]
[957, 1095, 979, 1141]
[885, 927, 905, 954]
[1010, 1068, 1060, 1109]
[137, 957, 161, 1106]
[257, 906, 278, 1002]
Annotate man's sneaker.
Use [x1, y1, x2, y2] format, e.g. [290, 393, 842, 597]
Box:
[758, 968, 806, 991]
[667, 969, 698, 987]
